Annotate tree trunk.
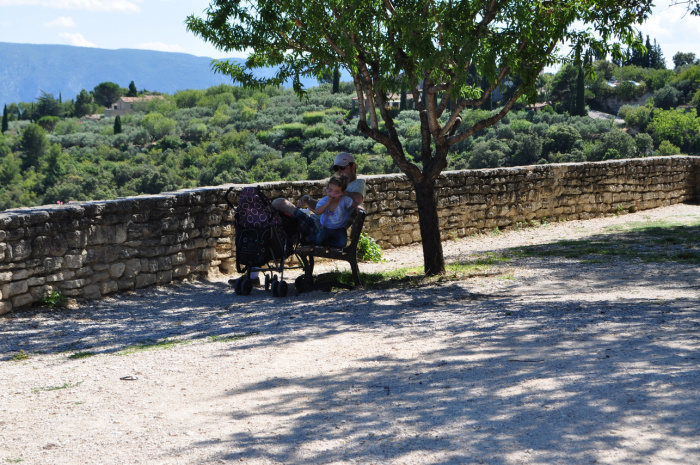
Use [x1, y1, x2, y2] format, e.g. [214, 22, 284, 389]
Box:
[414, 179, 445, 276]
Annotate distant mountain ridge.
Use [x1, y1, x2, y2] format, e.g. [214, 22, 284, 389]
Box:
[0, 42, 319, 108]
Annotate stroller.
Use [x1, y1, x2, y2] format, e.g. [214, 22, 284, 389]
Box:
[226, 186, 301, 297]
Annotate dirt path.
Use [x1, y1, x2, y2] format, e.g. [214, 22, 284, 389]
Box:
[1, 203, 699, 464]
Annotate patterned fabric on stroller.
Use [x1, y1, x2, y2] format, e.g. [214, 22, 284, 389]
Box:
[226, 186, 300, 296]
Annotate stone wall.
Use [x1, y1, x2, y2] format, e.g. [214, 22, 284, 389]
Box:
[1, 156, 699, 315]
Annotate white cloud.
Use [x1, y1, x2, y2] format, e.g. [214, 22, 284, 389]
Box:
[135, 41, 186, 54]
[59, 32, 97, 47]
[642, 4, 700, 61]
[0, 0, 140, 12]
[44, 16, 76, 28]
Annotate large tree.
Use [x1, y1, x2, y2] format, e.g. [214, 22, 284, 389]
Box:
[187, 0, 652, 275]
[93, 82, 122, 109]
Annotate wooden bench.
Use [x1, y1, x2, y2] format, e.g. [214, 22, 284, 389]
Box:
[295, 210, 367, 292]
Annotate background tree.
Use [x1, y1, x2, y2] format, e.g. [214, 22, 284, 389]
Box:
[19, 123, 49, 169]
[670, 0, 700, 15]
[1, 105, 7, 133]
[649, 38, 666, 69]
[550, 64, 579, 114]
[93, 82, 122, 108]
[35, 91, 61, 119]
[114, 115, 123, 134]
[73, 89, 94, 117]
[187, 0, 653, 275]
[673, 52, 697, 69]
[574, 65, 586, 116]
[127, 81, 138, 97]
[37, 115, 60, 132]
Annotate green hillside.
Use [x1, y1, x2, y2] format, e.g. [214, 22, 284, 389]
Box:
[1, 58, 699, 212]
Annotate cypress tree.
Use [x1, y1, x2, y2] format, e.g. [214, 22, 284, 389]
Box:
[127, 81, 138, 97]
[575, 66, 586, 116]
[332, 66, 340, 94]
[2, 105, 8, 133]
[114, 115, 122, 134]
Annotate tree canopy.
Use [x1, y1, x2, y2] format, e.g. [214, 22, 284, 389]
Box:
[187, 0, 653, 275]
[93, 82, 122, 108]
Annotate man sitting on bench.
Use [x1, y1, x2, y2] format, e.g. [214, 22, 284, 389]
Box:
[271, 152, 366, 244]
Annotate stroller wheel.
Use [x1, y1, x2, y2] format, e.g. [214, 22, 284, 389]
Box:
[271, 280, 279, 297]
[234, 277, 244, 295]
[242, 278, 253, 296]
[277, 280, 289, 297]
[264, 274, 271, 291]
[295, 275, 308, 293]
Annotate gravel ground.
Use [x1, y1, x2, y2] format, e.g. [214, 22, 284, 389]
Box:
[1, 203, 699, 465]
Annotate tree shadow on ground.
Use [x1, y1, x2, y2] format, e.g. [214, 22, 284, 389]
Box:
[1, 221, 699, 463]
[194, 281, 699, 464]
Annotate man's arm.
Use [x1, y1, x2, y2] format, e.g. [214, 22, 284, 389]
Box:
[343, 191, 363, 206]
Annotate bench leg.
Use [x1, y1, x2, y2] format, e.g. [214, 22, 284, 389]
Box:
[349, 258, 361, 287]
[299, 254, 315, 283]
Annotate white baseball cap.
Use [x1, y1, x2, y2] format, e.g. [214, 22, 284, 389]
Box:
[333, 152, 355, 167]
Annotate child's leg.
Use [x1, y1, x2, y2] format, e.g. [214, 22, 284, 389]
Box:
[323, 228, 348, 248]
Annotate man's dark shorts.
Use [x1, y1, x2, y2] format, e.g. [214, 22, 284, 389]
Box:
[293, 208, 321, 240]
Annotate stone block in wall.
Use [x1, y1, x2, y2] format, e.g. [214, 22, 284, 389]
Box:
[10, 240, 32, 262]
[12, 293, 32, 308]
[27, 276, 45, 287]
[109, 262, 126, 278]
[173, 265, 190, 278]
[135, 273, 157, 288]
[100, 280, 119, 295]
[0, 300, 11, 315]
[157, 270, 173, 285]
[2, 280, 28, 298]
[88, 271, 110, 284]
[201, 247, 217, 261]
[64, 252, 87, 269]
[29, 285, 46, 301]
[117, 279, 135, 291]
[157, 256, 172, 271]
[172, 252, 186, 266]
[61, 279, 86, 290]
[83, 284, 101, 299]
[123, 259, 142, 279]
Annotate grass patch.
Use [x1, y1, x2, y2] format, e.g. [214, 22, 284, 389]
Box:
[208, 332, 260, 343]
[325, 253, 511, 289]
[511, 218, 700, 263]
[32, 380, 84, 393]
[11, 350, 29, 361]
[117, 338, 189, 355]
[68, 351, 96, 360]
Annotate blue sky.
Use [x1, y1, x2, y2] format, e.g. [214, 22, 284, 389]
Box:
[0, 0, 699, 67]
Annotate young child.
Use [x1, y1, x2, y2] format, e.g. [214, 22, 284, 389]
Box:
[308, 175, 356, 248]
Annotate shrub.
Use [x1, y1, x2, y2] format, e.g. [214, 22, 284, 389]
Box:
[302, 111, 325, 124]
[590, 130, 635, 161]
[542, 125, 582, 157]
[274, 122, 306, 137]
[357, 232, 383, 262]
[657, 140, 680, 156]
[653, 85, 682, 110]
[303, 123, 334, 139]
[634, 133, 654, 157]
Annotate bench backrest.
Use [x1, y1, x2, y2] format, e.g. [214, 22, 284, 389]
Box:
[347, 210, 367, 251]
